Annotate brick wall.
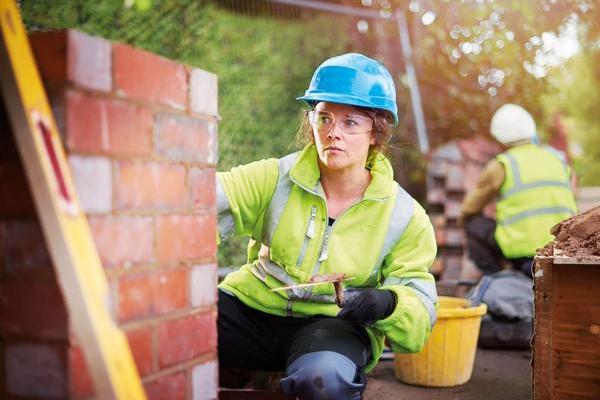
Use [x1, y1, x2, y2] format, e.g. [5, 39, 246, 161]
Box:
[426, 137, 501, 294]
[0, 30, 218, 399]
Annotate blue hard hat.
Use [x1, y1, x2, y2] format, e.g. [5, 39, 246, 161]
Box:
[297, 53, 399, 125]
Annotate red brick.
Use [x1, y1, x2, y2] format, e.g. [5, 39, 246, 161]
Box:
[191, 360, 218, 400]
[65, 90, 106, 153]
[444, 199, 462, 220]
[155, 113, 217, 163]
[68, 345, 94, 398]
[125, 327, 154, 376]
[68, 155, 112, 213]
[157, 311, 216, 368]
[426, 187, 446, 205]
[29, 30, 111, 92]
[190, 263, 218, 309]
[445, 164, 465, 192]
[445, 228, 464, 247]
[156, 214, 216, 264]
[66, 91, 153, 156]
[0, 219, 53, 274]
[113, 44, 187, 109]
[144, 372, 186, 400]
[29, 31, 68, 88]
[118, 268, 188, 322]
[189, 68, 218, 116]
[5, 343, 67, 398]
[0, 282, 68, 339]
[68, 30, 111, 92]
[116, 161, 188, 211]
[189, 168, 216, 210]
[88, 216, 154, 268]
[105, 99, 153, 156]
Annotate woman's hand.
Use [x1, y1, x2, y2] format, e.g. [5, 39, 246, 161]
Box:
[336, 288, 396, 325]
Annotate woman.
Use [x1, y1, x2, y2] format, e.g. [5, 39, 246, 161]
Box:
[217, 53, 437, 399]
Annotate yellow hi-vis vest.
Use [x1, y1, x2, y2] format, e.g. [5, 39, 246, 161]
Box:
[495, 144, 577, 258]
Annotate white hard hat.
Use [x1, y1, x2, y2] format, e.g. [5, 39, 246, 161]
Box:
[490, 104, 536, 144]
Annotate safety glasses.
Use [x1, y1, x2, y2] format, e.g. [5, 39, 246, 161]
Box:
[308, 110, 373, 135]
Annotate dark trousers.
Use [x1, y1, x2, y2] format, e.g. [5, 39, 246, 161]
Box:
[464, 214, 533, 278]
[217, 289, 371, 374]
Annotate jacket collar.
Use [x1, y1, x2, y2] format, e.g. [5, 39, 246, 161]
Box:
[289, 144, 394, 200]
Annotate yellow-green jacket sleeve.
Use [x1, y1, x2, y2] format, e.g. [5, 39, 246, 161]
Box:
[373, 201, 438, 353]
[216, 158, 279, 242]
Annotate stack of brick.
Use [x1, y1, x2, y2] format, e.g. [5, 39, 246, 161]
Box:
[0, 30, 219, 399]
[426, 137, 501, 295]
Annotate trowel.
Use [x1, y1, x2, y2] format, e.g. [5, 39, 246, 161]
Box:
[270, 272, 352, 307]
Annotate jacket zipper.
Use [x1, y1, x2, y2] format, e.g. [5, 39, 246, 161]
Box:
[296, 205, 317, 267]
[304, 198, 367, 299]
[287, 175, 386, 303]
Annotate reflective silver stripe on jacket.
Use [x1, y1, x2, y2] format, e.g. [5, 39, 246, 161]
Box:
[216, 178, 235, 241]
[263, 152, 300, 245]
[499, 152, 571, 200]
[250, 258, 338, 303]
[382, 276, 437, 327]
[365, 183, 415, 286]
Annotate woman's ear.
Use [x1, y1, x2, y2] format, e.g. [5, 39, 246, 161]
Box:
[369, 132, 376, 146]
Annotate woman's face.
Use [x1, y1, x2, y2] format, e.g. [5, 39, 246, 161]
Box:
[311, 102, 375, 173]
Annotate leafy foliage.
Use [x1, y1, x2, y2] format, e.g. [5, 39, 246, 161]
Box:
[371, 0, 600, 185]
[391, 0, 595, 145]
[544, 50, 600, 185]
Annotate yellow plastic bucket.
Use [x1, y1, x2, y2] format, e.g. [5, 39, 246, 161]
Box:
[393, 296, 487, 387]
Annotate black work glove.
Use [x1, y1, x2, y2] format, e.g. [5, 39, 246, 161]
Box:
[336, 288, 396, 325]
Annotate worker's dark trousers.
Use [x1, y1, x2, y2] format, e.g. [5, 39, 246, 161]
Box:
[464, 214, 533, 278]
[218, 289, 370, 399]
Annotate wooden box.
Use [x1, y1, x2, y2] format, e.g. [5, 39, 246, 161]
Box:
[533, 257, 600, 399]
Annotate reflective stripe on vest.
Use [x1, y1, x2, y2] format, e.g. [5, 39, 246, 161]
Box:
[253, 154, 431, 319]
[263, 152, 300, 245]
[499, 152, 571, 201]
[498, 151, 575, 226]
[499, 206, 576, 226]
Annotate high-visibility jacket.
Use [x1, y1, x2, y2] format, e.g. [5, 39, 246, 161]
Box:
[216, 144, 437, 372]
[495, 144, 577, 258]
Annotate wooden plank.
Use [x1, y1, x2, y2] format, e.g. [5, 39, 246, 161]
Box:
[551, 264, 600, 399]
[533, 258, 553, 400]
[0, 1, 145, 398]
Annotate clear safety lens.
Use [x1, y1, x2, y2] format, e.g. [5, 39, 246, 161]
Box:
[308, 111, 372, 135]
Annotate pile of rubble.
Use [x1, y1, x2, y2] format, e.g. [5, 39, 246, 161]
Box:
[539, 205, 600, 259]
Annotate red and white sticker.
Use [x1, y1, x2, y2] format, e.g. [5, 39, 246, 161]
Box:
[31, 111, 78, 216]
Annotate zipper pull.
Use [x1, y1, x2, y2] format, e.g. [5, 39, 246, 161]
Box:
[307, 205, 317, 238]
[319, 226, 330, 262]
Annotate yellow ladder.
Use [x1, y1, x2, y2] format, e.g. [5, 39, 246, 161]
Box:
[0, 0, 146, 398]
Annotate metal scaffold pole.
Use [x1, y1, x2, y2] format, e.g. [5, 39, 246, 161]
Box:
[395, 10, 429, 154]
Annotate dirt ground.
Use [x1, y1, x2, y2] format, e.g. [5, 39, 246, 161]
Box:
[364, 348, 532, 400]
